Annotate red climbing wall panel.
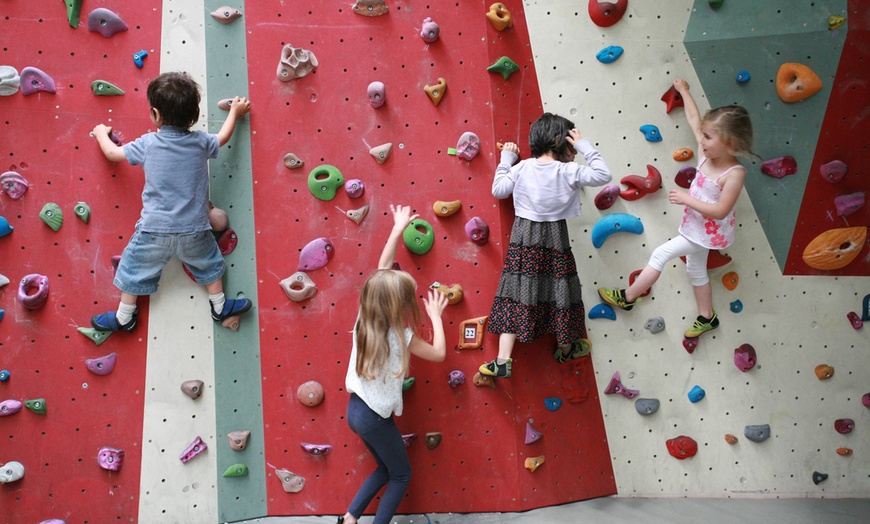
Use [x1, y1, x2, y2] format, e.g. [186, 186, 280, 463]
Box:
[248, 1, 615, 516]
[785, 2, 870, 276]
[0, 3, 159, 523]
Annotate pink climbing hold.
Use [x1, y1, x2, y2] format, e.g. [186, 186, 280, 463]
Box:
[733, 343, 757, 372]
[301, 442, 333, 455]
[97, 446, 125, 471]
[525, 420, 543, 444]
[594, 184, 620, 210]
[0, 399, 23, 417]
[367, 81, 386, 108]
[666, 435, 698, 460]
[465, 217, 489, 245]
[456, 132, 481, 161]
[217, 228, 238, 255]
[761, 156, 797, 178]
[603, 371, 639, 399]
[86, 352, 117, 376]
[820, 160, 848, 183]
[660, 85, 684, 114]
[87, 8, 129, 38]
[834, 418, 854, 434]
[18, 274, 49, 310]
[863, 393, 870, 408]
[179, 436, 208, 463]
[675, 166, 696, 189]
[847, 311, 863, 330]
[834, 192, 864, 217]
[588, 0, 628, 28]
[421, 17, 440, 43]
[298, 238, 334, 271]
[20, 67, 56, 95]
[0, 171, 28, 200]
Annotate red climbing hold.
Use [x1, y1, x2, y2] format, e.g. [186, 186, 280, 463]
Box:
[666, 435, 698, 459]
[682, 337, 698, 354]
[588, 0, 628, 27]
[681, 249, 731, 269]
[675, 166, 696, 189]
[760, 156, 797, 179]
[660, 85, 684, 114]
[620, 164, 662, 201]
[594, 184, 620, 210]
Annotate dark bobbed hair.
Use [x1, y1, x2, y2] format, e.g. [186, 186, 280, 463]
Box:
[146, 72, 201, 129]
[529, 112, 576, 162]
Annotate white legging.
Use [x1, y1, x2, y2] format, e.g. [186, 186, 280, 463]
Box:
[648, 235, 710, 286]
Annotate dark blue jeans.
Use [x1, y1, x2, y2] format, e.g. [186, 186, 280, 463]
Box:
[346, 393, 412, 524]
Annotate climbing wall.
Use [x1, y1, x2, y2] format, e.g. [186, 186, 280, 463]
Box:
[524, 0, 869, 498]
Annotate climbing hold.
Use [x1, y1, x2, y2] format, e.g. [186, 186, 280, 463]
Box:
[307, 164, 344, 201]
[18, 274, 50, 310]
[0, 66, 20, 96]
[603, 371, 639, 399]
[682, 337, 698, 354]
[425, 432, 442, 450]
[628, 268, 650, 295]
[721, 271, 739, 291]
[77, 327, 112, 346]
[296, 381, 324, 407]
[707, 249, 732, 268]
[20, 67, 56, 95]
[588, 303, 616, 320]
[733, 344, 756, 372]
[283, 153, 304, 170]
[735, 70, 751, 83]
[367, 81, 386, 108]
[639, 124, 662, 142]
[836, 448, 853, 456]
[744, 424, 771, 443]
[545, 397, 563, 411]
[276, 469, 305, 493]
[402, 433, 418, 447]
[64, 0, 83, 28]
[456, 316, 488, 350]
[595, 45, 624, 64]
[181, 380, 204, 399]
[724, 434, 738, 445]
[863, 294, 870, 322]
[91, 80, 125, 96]
[802, 227, 867, 271]
[430, 282, 463, 305]
[0, 274, 7, 288]
[1, 171, 29, 200]
[644, 317, 665, 334]
[353, 0, 389, 16]
[281, 272, 317, 302]
[403, 219, 435, 255]
[298, 238, 334, 271]
[594, 184, 620, 210]
[97, 447, 124, 471]
[465, 216, 489, 245]
[86, 352, 117, 376]
[635, 398, 660, 416]
[847, 311, 863, 330]
[132, 50, 148, 68]
[620, 164, 662, 200]
[525, 420, 543, 444]
[0, 461, 24, 483]
[40, 202, 64, 231]
[487, 56, 520, 81]
[74, 202, 91, 223]
[864, 393, 870, 408]
[424, 78, 447, 106]
[211, 6, 242, 24]
[834, 192, 864, 217]
[675, 166, 696, 189]
[0, 370, 8, 381]
[486, 3, 513, 31]
[433, 200, 461, 217]
[812, 471, 828, 485]
[402, 377, 415, 391]
[591, 213, 644, 248]
[0, 400, 23, 417]
[369, 143, 393, 164]
[456, 132, 481, 161]
[276, 44, 319, 81]
[448, 370, 466, 388]
[834, 418, 854, 434]
[179, 436, 208, 463]
[776, 63, 822, 103]
[709, 0, 724, 8]
[660, 85, 684, 114]
[666, 435, 698, 460]
[828, 15, 846, 30]
[88, 8, 128, 37]
[820, 160, 848, 183]
[687, 385, 706, 403]
[588, 0, 628, 27]
[345, 205, 369, 225]
[223, 463, 249, 477]
[344, 179, 365, 199]
[421, 17, 440, 43]
[473, 372, 497, 389]
[227, 430, 251, 451]
[524, 455, 545, 472]
[760, 156, 797, 178]
[814, 364, 834, 380]
[301, 442, 333, 456]
[23, 398, 46, 415]
[217, 228, 237, 255]
[673, 148, 694, 162]
[215, 97, 234, 109]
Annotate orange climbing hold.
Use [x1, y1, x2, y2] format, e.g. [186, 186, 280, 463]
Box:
[673, 148, 694, 162]
[724, 434, 738, 445]
[722, 271, 738, 290]
[837, 447, 853, 456]
[802, 227, 867, 271]
[814, 364, 834, 380]
[456, 316, 487, 350]
[486, 3, 513, 31]
[776, 63, 822, 103]
[424, 77, 447, 106]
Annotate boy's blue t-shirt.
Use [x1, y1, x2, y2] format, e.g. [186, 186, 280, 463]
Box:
[122, 125, 220, 233]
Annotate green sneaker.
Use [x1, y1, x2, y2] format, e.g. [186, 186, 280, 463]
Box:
[598, 287, 636, 311]
[479, 358, 512, 378]
[553, 339, 592, 363]
[684, 311, 719, 338]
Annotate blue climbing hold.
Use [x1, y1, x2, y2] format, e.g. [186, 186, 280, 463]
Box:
[595, 45, 624, 64]
[730, 299, 743, 313]
[0, 369, 9, 381]
[0, 216, 12, 237]
[736, 70, 750, 83]
[591, 213, 644, 248]
[588, 303, 616, 320]
[544, 397, 563, 411]
[862, 294, 870, 322]
[639, 124, 662, 142]
[132, 50, 148, 68]
[687, 385, 706, 403]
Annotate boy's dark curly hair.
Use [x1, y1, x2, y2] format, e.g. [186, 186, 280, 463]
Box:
[146, 72, 201, 129]
[529, 112, 576, 162]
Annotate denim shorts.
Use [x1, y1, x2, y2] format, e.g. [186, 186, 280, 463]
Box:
[113, 227, 225, 295]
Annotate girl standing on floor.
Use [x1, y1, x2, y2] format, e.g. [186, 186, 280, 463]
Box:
[479, 113, 612, 379]
[340, 204, 449, 524]
[598, 79, 754, 339]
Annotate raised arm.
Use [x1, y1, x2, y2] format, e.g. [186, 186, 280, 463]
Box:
[378, 204, 418, 270]
[407, 289, 449, 362]
[216, 96, 252, 146]
[92, 124, 127, 163]
[673, 79, 703, 145]
[492, 142, 519, 199]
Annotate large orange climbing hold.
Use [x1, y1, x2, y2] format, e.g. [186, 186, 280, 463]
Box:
[722, 271, 739, 290]
[486, 3, 513, 31]
[776, 63, 822, 103]
[802, 227, 867, 270]
[588, 0, 628, 28]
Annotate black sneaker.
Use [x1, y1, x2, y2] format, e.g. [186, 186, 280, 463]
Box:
[478, 358, 512, 378]
[91, 311, 138, 332]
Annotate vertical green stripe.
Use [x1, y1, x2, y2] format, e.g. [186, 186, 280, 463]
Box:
[203, 3, 266, 521]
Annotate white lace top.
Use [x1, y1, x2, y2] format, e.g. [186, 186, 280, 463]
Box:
[679, 157, 741, 249]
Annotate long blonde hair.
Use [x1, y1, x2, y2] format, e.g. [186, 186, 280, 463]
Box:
[355, 269, 420, 381]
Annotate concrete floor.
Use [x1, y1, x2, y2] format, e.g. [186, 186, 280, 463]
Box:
[233, 497, 870, 524]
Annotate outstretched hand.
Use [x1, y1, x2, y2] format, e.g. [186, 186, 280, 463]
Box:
[92, 123, 112, 138]
[673, 78, 690, 94]
[390, 204, 419, 231]
[423, 289, 449, 320]
[501, 142, 520, 154]
[228, 96, 251, 119]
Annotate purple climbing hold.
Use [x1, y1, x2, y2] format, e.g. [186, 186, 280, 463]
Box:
[464, 216, 489, 245]
[524, 420, 543, 444]
[421, 17, 440, 43]
[603, 371, 639, 399]
[300, 442, 333, 456]
[1, 171, 29, 200]
[298, 238, 334, 271]
[179, 436, 208, 463]
[87, 8, 129, 38]
[20, 67, 56, 96]
[820, 160, 848, 183]
[835, 192, 864, 217]
[86, 352, 117, 376]
[344, 179, 365, 199]
[18, 274, 49, 310]
[97, 446, 125, 471]
[448, 370, 466, 388]
[0, 399, 23, 417]
[733, 343, 757, 372]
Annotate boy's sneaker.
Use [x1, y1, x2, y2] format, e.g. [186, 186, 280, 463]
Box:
[479, 358, 512, 379]
[91, 311, 138, 332]
[598, 287, 636, 311]
[684, 311, 719, 338]
[211, 297, 253, 322]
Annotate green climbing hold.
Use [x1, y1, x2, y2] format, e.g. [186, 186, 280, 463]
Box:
[307, 164, 344, 201]
[487, 56, 520, 80]
[402, 377, 415, 391]
[403, 219, 435, 255]
[74, 202, 91, 223]
[91, 80, 125, 96]
[39, 202, 63, 231]
[24, 398, 47, 415]
[708, 0, 724, 8]
[222, 463, 249, 477]
[78, 327, 112, 346]
[65, 0, 83, 28]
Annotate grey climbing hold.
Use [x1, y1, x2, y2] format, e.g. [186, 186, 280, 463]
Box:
[812, 471, 828, 485]
[635, 398, 660, 416]
[0, 66, 20, 96]
[644, 316, 665, 334]
[744, 424, 771, 443]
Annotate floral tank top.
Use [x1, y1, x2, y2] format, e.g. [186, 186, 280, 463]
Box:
[678, 157, 742, 249]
